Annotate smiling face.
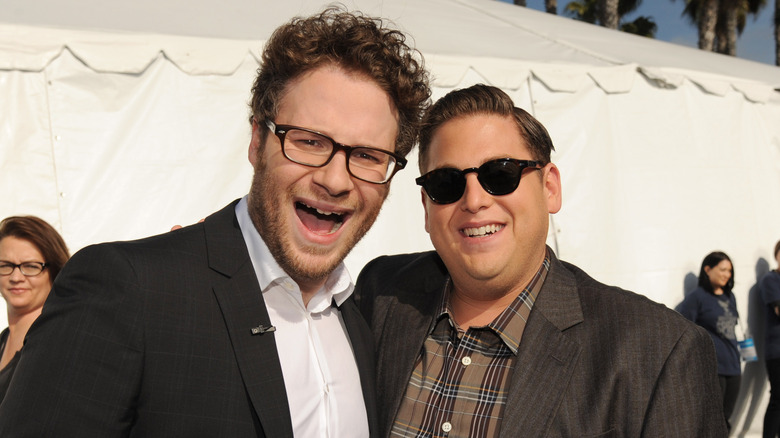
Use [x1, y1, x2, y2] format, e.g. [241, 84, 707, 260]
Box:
[705, 259, 733, 293]
[422, 114, 561, 299]
[0, 236, 52, 319]
[247, 65, 398, 293]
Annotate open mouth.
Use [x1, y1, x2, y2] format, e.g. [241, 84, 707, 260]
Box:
[462, 224, 504, 238]
[296, 202, 345, 235]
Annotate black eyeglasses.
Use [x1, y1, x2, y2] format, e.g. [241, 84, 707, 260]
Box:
[416, 158, 544, 205]
[0, 261, 47, 277]
[265, 120, 406, 184]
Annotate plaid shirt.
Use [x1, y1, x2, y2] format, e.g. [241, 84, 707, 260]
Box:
[391, 252, 551, 438]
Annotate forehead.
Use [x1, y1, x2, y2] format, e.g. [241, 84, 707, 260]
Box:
[0, 236, 43, 260]
[426, 113, 529, 169]
[717, 259, 732, 267]
[276, 65, 399, 150]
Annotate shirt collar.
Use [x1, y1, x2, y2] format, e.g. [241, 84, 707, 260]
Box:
[437, 248, 552, 354]
[235, 196, 354, 311]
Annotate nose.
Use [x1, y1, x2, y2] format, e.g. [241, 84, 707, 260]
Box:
[312, 151, 355, 196]
[8, 266, 26, 282]
[460, 173, 492, 213]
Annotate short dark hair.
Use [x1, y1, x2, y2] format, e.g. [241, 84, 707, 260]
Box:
[0, 216, 70, 280]
[249, 6, 431, 158]
[418, 84, 555, 172]
[698, 251, 734, 294]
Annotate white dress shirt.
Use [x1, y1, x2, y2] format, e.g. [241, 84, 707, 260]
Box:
[235, 197, 369, 437]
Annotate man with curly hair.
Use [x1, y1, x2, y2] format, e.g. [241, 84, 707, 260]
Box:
[0, 8, 430, 437]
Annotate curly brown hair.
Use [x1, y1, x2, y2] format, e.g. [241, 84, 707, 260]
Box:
[249, 6, 431, 158]
[0, 216, 70, 281]
[418, 84, 555, 173]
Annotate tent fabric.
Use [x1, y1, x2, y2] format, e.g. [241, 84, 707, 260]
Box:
[2, 0, 779, 97]
[1, 0, 780, 435]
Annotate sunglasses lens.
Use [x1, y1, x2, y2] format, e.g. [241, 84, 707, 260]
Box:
[423, 169, 465, 204]
[479, 160, 522, 195]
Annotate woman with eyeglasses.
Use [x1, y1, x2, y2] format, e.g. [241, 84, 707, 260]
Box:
[0, 216, 69, 401]
[676, 251, 741, 431]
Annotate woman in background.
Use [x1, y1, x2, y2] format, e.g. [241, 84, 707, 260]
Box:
[761, 240, 780, 438]
[0, 216, 69, 401]
[676, 251, 740, 431]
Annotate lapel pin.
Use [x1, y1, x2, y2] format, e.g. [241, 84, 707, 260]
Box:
[251, 324, 276, 335]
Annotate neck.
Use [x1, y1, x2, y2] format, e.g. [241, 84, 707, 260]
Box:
[6, 308, 41, 338]
[297, 278, 327, 308]
[449, 283, 523, 330]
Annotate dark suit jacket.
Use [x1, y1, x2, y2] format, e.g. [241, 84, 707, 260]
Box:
[355, 250, 727, 438]
[0, 201, 377, 437]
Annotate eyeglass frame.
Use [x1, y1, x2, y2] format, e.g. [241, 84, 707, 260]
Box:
[264, 120, 407, 184]
[0, 261, 48, 277]
[416, 158, 545, 204]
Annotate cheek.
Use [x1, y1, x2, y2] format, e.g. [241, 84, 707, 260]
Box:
[34, 275, 52, 293]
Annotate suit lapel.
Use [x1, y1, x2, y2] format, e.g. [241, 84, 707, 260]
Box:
[205, 202, 294, 437]
[377, 284, 440, 433]
[340, 298, 379, 437]
[499, 254, 584, 438]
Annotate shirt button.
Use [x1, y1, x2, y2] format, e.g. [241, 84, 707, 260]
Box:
[461, 356, 472, 366]
[442, 422, 452, 432]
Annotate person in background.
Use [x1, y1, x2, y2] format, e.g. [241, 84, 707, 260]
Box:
[761, 240, 780, 438]
[677, 251, 740, 431]
[0, 7, 430, 437]
[356, 84, 726, 437]
[0, 215, 69, 401]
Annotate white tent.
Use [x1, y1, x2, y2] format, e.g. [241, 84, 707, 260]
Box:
[2, 0, 780, 434]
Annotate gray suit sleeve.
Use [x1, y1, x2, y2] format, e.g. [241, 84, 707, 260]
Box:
[642, 323, 728, 437]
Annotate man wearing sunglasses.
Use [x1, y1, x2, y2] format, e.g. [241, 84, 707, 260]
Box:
[0, 8, 430, 437]
[355, 84, 726, 437]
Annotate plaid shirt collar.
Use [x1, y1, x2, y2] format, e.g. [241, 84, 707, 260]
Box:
[435, 248, 552, 354]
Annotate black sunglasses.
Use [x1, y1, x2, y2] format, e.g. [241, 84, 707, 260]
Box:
[416, 158, 545, 205]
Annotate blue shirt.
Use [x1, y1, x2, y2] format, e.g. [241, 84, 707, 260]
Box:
[676, 286, 740, 376]
[760, 271, 780, 360]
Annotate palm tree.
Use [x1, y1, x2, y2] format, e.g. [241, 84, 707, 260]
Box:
[621, 16, 659, 37]
[565, 0, 599, 22]
[565, 0, 656, 36]
[511, 0, 558, 13]
[675, 0, 768, 55]
[600, 0, 621, 28]
[775, 0, 779, 65]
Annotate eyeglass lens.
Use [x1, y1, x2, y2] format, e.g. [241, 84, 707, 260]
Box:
[281, 128, 398, 183]
[417, 159, 543, 205]
[0, 262, 46, 276]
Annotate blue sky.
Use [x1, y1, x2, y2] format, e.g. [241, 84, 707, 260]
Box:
[506, 1, 776, 65]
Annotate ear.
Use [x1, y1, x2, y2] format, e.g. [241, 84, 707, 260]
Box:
[249, 119, 262, 167]
[421, 189, 431, 235]
[543, 163, 562, 214]
[704, 265, 712, 275]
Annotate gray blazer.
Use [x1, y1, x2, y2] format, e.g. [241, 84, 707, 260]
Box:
[355, 250, 727, 438]
[0, 200, 377, 437]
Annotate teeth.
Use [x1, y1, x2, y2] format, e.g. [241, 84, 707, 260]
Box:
[298, 202, 342, 218]
[314, 206, 332, 215]
[463, 224, 504, 237]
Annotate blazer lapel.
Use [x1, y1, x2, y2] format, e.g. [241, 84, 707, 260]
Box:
[205, 202, 294, 437]
[376, 284, 440, 433]
[340, 298, 379, 437]
[499, 253, 584, 438]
